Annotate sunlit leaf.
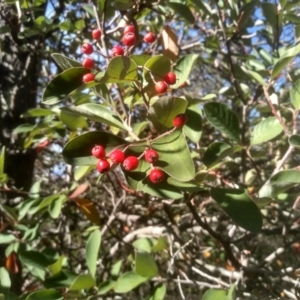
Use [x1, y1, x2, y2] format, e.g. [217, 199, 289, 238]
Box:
[204, 102, 240, 142]
[250, 117, 283, 145]
[114, 272, 148, 293]
[86, 229, 101, 278]
[101, 57, 138, 83]
[135, 251, 159, 278]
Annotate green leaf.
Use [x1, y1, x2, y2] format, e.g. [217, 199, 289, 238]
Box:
[173, 54, 199, 88]
[240, 66, 265, 85]
[22, 108, 54, 117]
[167, 2, 195, 24]
[101, 57, 138, 83]
[202, 289, 227, 300]
[289, 134, 300, 148]
[19, 251, 53, 269]
[62, 131, 127, 166]
[167, 177, 203, 192]
[129, 54, 152, 66]
[269, 170, 300, 193]
[114, 272, 148, 293]
[69, 274, 95, 291]
[48, 196, 66, 219]
[143, 56, 171, 84]
[48, 256, 66, 275]
[98, 280, 115, 295]
[135, 251, 159, 278]
[151, 237, 168, 252]
[60, 103, 126, 130]
[60, 109, 88, 130]
[74, 165, 94, 181]
[0, 147, 5, 175]
[141, 180, 183, 199]
[271, 43, 300, 79]
[237, 1, 257, 31]
[133, 238, 157, 253]
[204, 102, 241, 142]
[210, 188, 262, 233]
[250, 117, 283, 145]
[290, 79, 300, 110]
[0, 267, 11, 289]
[25, 289, 63, 300]
[13, 124, 35, 134]
[183, 105, 202, 143]
[42, 68, 89, 105]
[148, 96, 188, 131]
[203, 143, 243, 167]
[44, 270, 77, 289]
[30, 195, 62, 214]
[149, 284, 166, 300]
[186, 94, 217, 106]
[152, 130, 195, 182]
[0, 233, 16, 244]
[86, 229, 101, 278]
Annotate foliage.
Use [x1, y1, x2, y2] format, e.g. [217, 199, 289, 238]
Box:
[2, 0, 300, 299]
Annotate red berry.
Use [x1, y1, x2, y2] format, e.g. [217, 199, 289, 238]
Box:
[97, 159, 110, 173]
[123, 24, 135, 35]
[92, 29, 101, 40]
[145, 149, 159, 164]
[92, 145, 106, 159]
[111, 45, 124, 57]
[164, 72, 176, 85]
[173, 114, 188, 128]
[155, 81, 168, 94]
[122, 32, 136, 47]
[109, 149, 125, 164]
[83, 73, 95, 83]
[81, 43, 93, 55]
[82, 58, 94, 69]
[123, 156, 139, 171]
[143, 32, 156, 44]
[149, 169, 164, 184]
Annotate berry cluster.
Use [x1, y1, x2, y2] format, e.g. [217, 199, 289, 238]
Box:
[91, 144, 165, 184]
[80, 24, 158, 84]
[92, 145, 127, 173]
[154, 71, 177, 94]
[144, 148, 164, 184]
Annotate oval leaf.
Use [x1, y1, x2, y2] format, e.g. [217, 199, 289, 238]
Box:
[62, 131, 127, 166]
[86, 229, 101, 278]
[290, 79, 300, 110]
[289, 134, 300, 148]
[60, 103, 126, 130]
[114, 272, 148, 293]
[69, 274, 95, 291]
[203, 143, 243, 167]
[25, 289, 63, 300]
[43, 68, 89, 105]
[271, 43, 300, 79]
[51, 53, 82, 70]
[183, 105, 202, 143]
[101, 57, 138, 83]
[210, 188, 262, 233]
[135, 252, 159, 278]
[152, 130, 195, 182]
[173, 54, 199, 88]
[204, 102, 240, 142]
[250, 117, 283, 145]
[148, 97, 188, 131]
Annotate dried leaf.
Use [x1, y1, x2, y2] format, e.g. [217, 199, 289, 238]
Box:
[74, 198, 101, 225]
[160, 25, 179, 61]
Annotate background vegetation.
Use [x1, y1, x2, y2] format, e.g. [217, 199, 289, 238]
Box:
[1, 0, 300, 299]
